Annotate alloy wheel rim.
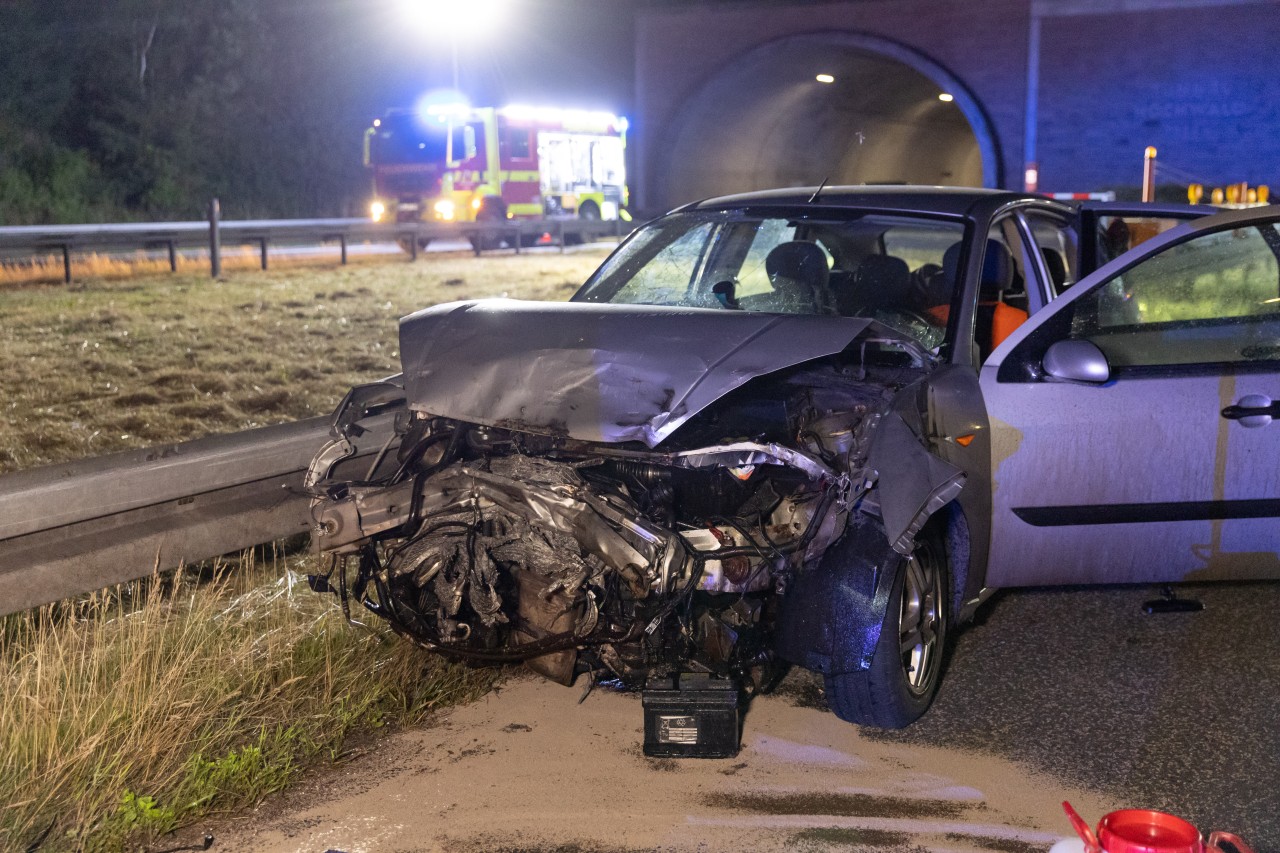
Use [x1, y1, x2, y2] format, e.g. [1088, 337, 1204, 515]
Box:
[899, 543, 943, 696]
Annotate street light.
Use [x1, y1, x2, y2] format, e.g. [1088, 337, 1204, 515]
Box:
[404, 0, 510, 90]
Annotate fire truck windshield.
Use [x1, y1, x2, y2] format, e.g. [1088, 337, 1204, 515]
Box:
[372, 114, 464, 166]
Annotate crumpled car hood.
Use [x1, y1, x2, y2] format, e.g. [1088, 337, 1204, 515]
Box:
[398, 299, 881, 447]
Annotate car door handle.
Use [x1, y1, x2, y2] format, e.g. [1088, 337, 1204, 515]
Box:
[1221, 394, 1279, 428]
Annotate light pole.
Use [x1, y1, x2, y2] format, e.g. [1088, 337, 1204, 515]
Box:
[408, 0, 509, 95]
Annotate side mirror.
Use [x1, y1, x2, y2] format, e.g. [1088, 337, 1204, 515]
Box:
[1043, 339, 1110, 384]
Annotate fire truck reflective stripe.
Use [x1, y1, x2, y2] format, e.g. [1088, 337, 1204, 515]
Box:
[506, 203, 544, 217]
[501, 171, 541, 183]
[380, 164, 434, 174]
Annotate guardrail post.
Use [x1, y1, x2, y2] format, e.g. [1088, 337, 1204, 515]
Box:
[208, 198, 222, 278]
[167, 241, 177, 272]
[340, 234, 348, 265]
[61, 244, 72, 284]
[514, 222, 522, 255]
[259, 238, 268, 270]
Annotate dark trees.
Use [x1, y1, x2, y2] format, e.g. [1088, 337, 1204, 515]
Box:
[0, 0, 372, 223]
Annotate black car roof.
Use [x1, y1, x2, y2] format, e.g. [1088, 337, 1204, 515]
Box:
[684, 185, 1044, 219]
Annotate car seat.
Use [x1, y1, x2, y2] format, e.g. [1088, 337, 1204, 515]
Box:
[764, 241, 831, 314]
[838, 254, 910, 316]
[975, 240, 1028, 357]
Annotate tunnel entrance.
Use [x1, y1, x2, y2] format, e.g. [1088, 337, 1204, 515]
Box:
[655, 32, 1000, 208]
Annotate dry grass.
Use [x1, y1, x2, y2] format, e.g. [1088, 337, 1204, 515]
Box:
[0, 245, 348, 288]
[0, 555, 498, 852]
[0, 245, 611, 473]
[0, 246, 611, 850]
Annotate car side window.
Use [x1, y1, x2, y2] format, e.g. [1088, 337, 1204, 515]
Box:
[974, 218, 1033, 362]
[1096, 214, 1188, 265]
[1021, 211, 1079, 297]
[1066, 223, 1280, 369]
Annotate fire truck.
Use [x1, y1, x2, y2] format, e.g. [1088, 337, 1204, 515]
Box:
[364, 104, 628, 234]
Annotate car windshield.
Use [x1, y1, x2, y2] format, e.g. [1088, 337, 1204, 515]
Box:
[573, 208, 967, 349]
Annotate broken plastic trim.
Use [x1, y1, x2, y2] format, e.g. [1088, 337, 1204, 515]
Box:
[888, 472, 966, 555]
[588, 440, 837, 483]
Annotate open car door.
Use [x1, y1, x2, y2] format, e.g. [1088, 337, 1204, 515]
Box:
[1076, 200, 1214, 277]
[981, 206, 1280, 587]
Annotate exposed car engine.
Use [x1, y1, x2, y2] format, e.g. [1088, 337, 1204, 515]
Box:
[305, 351, 918, 694]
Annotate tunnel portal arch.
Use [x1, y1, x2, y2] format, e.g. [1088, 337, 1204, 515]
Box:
[654, 32, 1003, 209]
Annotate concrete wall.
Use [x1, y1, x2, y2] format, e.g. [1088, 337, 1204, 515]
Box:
[1034, 1, 1280, 194]
[635, 0, 1280, 210]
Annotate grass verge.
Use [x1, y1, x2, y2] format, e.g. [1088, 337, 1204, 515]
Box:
[0, 245, 612, 473]
[1, 247, 611, 850]
[1, 553, 498, 852]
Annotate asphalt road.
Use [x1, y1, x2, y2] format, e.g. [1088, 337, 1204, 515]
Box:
[859, 581, 1280, 850]
[212, 670, 1106, 853]
[206, 580, 1278, 852]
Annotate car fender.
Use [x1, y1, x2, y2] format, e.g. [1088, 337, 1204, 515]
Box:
[775, 413, 965, 675]
[865, 410, 966, 556]
[774, 512, 901, 674]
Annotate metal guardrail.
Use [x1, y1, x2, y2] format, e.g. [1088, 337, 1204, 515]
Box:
[0, 414, 395, 617]
[0, 214, 632, 282]
[0, 212, 631, 614]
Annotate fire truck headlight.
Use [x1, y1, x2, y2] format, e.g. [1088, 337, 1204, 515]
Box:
[370, 201, 386, 222]
[471, 197, 483, 211]
[433, 200, 456, 221]
[600, 201, 618, 221]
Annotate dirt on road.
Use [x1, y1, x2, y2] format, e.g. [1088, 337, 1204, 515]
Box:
[204, 671, 1103, 852]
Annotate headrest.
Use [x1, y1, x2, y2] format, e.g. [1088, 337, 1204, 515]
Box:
[852, 254, 911, 311]
[765, 241, 830, 289]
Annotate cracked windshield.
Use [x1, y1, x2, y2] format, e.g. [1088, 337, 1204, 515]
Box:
[575, 210, 965, 350]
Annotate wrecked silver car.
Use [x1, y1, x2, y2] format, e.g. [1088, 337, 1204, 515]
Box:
[305, 187, 1279, 730]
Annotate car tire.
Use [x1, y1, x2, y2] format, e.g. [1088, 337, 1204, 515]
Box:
[563, 201, 600, 247]
[824, 526, 948, 728]
[470, 201, 508, 252]
[396, 236, 431, 255]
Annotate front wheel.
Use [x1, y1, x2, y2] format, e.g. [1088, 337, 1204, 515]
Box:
[470, 201, 508, 252]
[562, 201, 601, 246]
[824, 528, 948, 728]
[396, 236, 431, 255]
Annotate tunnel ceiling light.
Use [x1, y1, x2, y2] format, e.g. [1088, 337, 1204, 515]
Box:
[938, 92, 955, 102]
[815, 73, 835, 84]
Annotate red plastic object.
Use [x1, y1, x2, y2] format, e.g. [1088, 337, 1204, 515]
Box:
[1062, 802, 1256, 853]
[1208, 831, 1257, 853]
[1064, 801, 1102, 853]
[1098, 809, 1202, 853]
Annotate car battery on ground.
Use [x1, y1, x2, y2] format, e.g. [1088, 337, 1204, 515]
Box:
[642, 672, 740, 758]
